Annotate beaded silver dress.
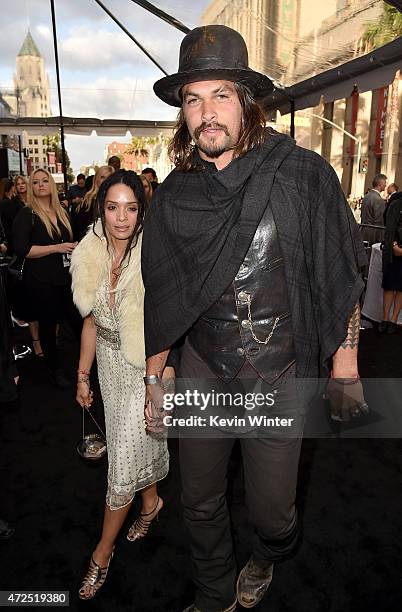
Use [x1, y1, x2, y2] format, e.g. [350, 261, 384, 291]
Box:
[92, 280, 169, 511]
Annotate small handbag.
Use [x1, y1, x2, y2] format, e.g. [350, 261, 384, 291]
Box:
[76, 407, 107, 461]
[7, 255, 25, 281]
[396, 225, 402, 247]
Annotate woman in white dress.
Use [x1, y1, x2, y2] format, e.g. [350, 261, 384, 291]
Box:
[70, 171, 172, 600]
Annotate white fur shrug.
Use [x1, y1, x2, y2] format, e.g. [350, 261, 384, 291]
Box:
[70, 223, 145, 368]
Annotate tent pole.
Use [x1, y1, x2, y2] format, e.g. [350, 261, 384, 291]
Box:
[18, 135, 23, 174]
[290, 99, 295, 139]
[93, 0, 168, 75]
[129, 0, 190, 34]
[50, 0, 68, 195]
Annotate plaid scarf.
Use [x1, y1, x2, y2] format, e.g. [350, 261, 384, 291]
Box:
[142, 130, 365, 377]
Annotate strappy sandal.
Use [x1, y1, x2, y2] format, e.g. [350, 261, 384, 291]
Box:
[127, 496, 163, 542]
[32, 339, 44, 358]
[78, 549, 114, 600]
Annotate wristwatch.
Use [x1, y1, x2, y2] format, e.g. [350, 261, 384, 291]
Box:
[143, 375, 160, 385]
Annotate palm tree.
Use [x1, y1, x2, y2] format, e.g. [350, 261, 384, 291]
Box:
[360, 5, 402, 52]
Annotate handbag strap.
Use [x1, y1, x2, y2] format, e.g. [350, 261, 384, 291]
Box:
[82, 407, 106, 438]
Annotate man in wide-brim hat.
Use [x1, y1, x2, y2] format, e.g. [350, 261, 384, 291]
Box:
[142, 25, 367, 612]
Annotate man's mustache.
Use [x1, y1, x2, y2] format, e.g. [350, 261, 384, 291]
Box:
[194, 122, 230, 140]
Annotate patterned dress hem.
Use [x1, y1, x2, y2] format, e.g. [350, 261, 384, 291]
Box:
[106, 466, 169, 511]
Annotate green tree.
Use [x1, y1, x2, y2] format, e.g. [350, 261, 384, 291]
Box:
[44, 134, 74, 184]
[360, 5, 402, 51]
[126, 134, 171, 168]
[126, 136, 160, 158]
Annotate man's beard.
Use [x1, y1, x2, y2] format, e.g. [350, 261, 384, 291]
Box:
[193, 122, 234, 159]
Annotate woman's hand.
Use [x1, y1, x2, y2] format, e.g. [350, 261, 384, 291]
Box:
[54, 242, 78, 254]
[76, 381, 93, 409]
[0, 243, 7, 255]
[162, 366, 176, 381]
[392, 242, 402, 257]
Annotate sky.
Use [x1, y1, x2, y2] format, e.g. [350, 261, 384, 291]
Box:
[0, 0, 211, 175]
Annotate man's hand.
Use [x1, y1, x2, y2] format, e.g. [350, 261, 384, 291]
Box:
[392, 242, 402, 257]
[144, 376, 175, 434]
[144, 350, 174, 433]
[328, 302, 369, 421]
[326, 378, 369, 422]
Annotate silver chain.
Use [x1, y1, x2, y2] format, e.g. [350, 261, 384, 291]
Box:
[246, 294, 280, 345]
[82, 407, 106, 438]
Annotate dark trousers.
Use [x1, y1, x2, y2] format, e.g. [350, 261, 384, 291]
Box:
[26, 281, 82, 370]
[179, 340, 302, 611]
[39, 285, 82, 370]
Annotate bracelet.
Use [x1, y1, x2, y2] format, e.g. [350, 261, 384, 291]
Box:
[77, 369, 90, 376]
[77, 376, 90, 384]
[330, 375, 360, 385]
[143, 375, 160, 385]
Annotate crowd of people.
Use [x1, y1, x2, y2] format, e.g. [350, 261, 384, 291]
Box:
[0, 23, 399, 611]
[359, 173, 402, 333]
[0, 160, 160, 391]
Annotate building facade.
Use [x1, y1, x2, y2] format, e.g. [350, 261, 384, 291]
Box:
[202, 0, 400, 196]
[281, 0, 398, 196]
[106, 141, 147, 173]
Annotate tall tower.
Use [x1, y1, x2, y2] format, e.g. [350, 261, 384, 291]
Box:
[4, 31, 52, 171]
[15, 30, 51, 118]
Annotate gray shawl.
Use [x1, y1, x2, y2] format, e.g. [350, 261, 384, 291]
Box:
[142, 131, 366, 377]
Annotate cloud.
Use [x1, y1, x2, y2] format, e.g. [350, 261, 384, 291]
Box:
[59, 25, 180, 74]
[35, 24, 52, 41]
[59, 75, 176, 120]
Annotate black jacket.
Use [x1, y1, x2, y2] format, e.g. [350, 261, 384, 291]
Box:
[383, 191, 402, 265]
[13, 207, 71, 287]
[0, 197, 24, 255]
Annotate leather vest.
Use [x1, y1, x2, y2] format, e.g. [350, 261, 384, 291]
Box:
[188, 204, 296, 383]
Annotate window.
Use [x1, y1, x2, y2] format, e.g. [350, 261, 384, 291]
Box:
[34, 157, 39, 163]
[34, 139, 38, 145]
[34, 148, 38, 154]
[29, 139, 32, 145]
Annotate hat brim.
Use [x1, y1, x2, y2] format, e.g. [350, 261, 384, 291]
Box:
[153, 68, 274, 107]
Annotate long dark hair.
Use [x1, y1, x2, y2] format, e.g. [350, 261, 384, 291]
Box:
[168, 82, 266, 172]
[94, 170, 146, 274]
[0, 178, 15, 200]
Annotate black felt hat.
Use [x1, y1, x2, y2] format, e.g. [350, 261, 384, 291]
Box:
[153, 25, 274, 107]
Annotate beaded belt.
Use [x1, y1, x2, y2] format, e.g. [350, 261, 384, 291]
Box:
[96, 324, 121, 349]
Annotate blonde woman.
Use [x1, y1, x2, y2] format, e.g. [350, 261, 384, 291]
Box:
[140, 173, 153, 208]
[15, 175, 28, 205]
[70, 165, 114, 241]
[12, 169, 82, 387]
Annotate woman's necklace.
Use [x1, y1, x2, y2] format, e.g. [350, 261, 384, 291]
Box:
[110, 253, 124, 290]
